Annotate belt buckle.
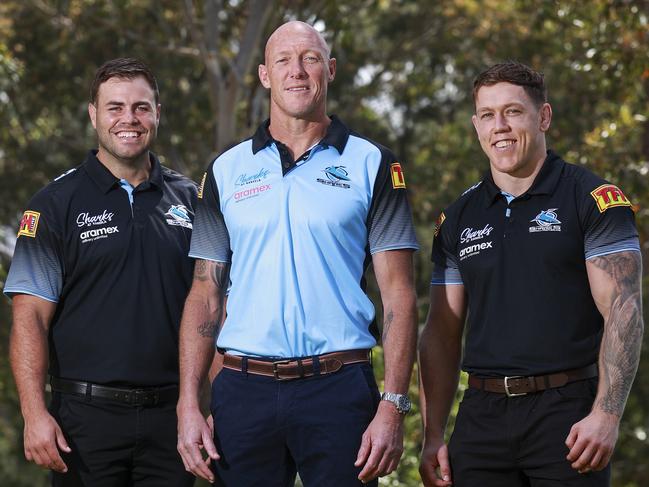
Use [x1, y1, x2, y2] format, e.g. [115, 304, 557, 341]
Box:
[130, 389, 158, 406]
[504, 376, 527, 397]
[272, 360, 293, 381]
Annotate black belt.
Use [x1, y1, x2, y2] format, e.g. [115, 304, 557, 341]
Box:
[468, 364, 598, 397]
[50, 377, 178, 406]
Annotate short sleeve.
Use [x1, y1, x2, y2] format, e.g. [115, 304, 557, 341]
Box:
[367, 150, 419, 254]
[4, 194, 64, 302]
[581, 183, 640, 260]
[189, 164, 232, 262]
[430, 211, 463, 285]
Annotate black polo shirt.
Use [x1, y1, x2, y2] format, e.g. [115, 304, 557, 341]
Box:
[431, 151, 639, 377]
[4, 151, 197, 386]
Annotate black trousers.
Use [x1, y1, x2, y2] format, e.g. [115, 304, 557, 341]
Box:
[210, 362, 380, 487]
[49, 391, 194, 487]
[449, 378, 610, 486]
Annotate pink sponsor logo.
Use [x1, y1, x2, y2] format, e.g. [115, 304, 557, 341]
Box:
[234, 184, 271, 201]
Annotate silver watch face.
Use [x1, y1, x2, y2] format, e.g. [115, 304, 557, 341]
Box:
[397, 395, 411, 413]
[382, 392, 411, 414]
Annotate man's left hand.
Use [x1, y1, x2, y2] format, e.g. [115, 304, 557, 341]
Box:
[355, 401, 404, 483]
[565, 409, 620, 473]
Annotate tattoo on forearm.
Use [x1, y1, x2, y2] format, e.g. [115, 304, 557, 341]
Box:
[193, 260, 230, 339]
[382, 310, 395, 343]
[591, 251, 644, 416]
[210, 261, 230, 289]
[194, 260, 209, 281]
[197, 320, 220, 338]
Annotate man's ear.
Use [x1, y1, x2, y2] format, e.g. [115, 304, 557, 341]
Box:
[327, 57, 336, 82]
[88, 102, 97, 129]
[259, 64, 271, 89]
[539, 103, 552, 132]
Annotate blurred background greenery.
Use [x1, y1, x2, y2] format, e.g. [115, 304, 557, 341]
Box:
[0, 1, 647, 485]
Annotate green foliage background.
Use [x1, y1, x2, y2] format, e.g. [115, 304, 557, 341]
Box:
[0, 1, 647, 486]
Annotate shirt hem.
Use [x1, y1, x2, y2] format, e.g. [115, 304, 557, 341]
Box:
[3, 287, 59, 303]
[585, 246, 641, 260]
[369, 243, 419, 255]
[188, 253, 231, 263]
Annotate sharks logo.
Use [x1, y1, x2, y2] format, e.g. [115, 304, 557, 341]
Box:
[324, 166, 351, 181]
[529, 208, 561, 233]
[165, 205, 193, 229]
[317, 165, 351, 188]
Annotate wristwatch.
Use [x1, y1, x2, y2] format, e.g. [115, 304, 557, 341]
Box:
[380, 392, 411, 415]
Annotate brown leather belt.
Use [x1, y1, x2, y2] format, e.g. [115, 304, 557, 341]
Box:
[468, 364, 598, 397]
[222, 349, 370, 381]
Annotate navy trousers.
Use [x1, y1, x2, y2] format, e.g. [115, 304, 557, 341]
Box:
[211, 361, 380, 487]
[449, 378, 611, 486]
[49, 391, 193, 487]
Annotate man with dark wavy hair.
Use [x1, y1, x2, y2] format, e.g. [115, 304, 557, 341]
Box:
[419, 61, 643, 487]
[5, 58, 195, 486]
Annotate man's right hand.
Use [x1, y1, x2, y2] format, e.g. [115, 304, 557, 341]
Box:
[177, 405, 219, 483]
[23, 412, 70, 473]
[419, 437, 453, 487]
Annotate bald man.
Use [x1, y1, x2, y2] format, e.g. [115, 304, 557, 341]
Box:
[176, 21, 419, 487]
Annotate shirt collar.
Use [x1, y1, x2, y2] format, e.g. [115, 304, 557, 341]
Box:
[84, 150, 163, 194]
[481, 150, 564, 207]
[251, 115, 350, 154]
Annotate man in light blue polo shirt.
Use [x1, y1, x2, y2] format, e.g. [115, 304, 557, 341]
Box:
[177, 21, 419, 487]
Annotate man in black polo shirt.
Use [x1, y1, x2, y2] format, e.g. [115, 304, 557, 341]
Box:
[419, 61, 643, 486]
[4, 58, 195, 486]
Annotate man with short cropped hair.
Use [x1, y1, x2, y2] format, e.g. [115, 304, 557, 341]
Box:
[418, 61, 643, 487]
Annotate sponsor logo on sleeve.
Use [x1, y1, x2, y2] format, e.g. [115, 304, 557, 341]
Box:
[390, 162, 406, 189]
[17, 211, 40, 238]
[590, 184, 632, 213]
[165, 205, 193, 228]
[433, 212, 446, 237]
[529, 208, 562, 233]
[317, 165, 351, 189]
[198, 172, 207, 199]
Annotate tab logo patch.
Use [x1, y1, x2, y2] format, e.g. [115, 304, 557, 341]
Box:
[198, 172, 207, 199]
[590, 184, 632, 213]
[17, 211, 40, 238]
[434, 212, 446, 237]
[390, 162, 406, 189]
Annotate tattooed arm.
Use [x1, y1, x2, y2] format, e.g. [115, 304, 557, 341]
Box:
[565, 250, 643, 473]
[177, 259, 230, 483]
[355, 249, 418, 483]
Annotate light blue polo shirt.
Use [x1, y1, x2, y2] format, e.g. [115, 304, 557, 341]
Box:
[190, 116, 419, 358]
